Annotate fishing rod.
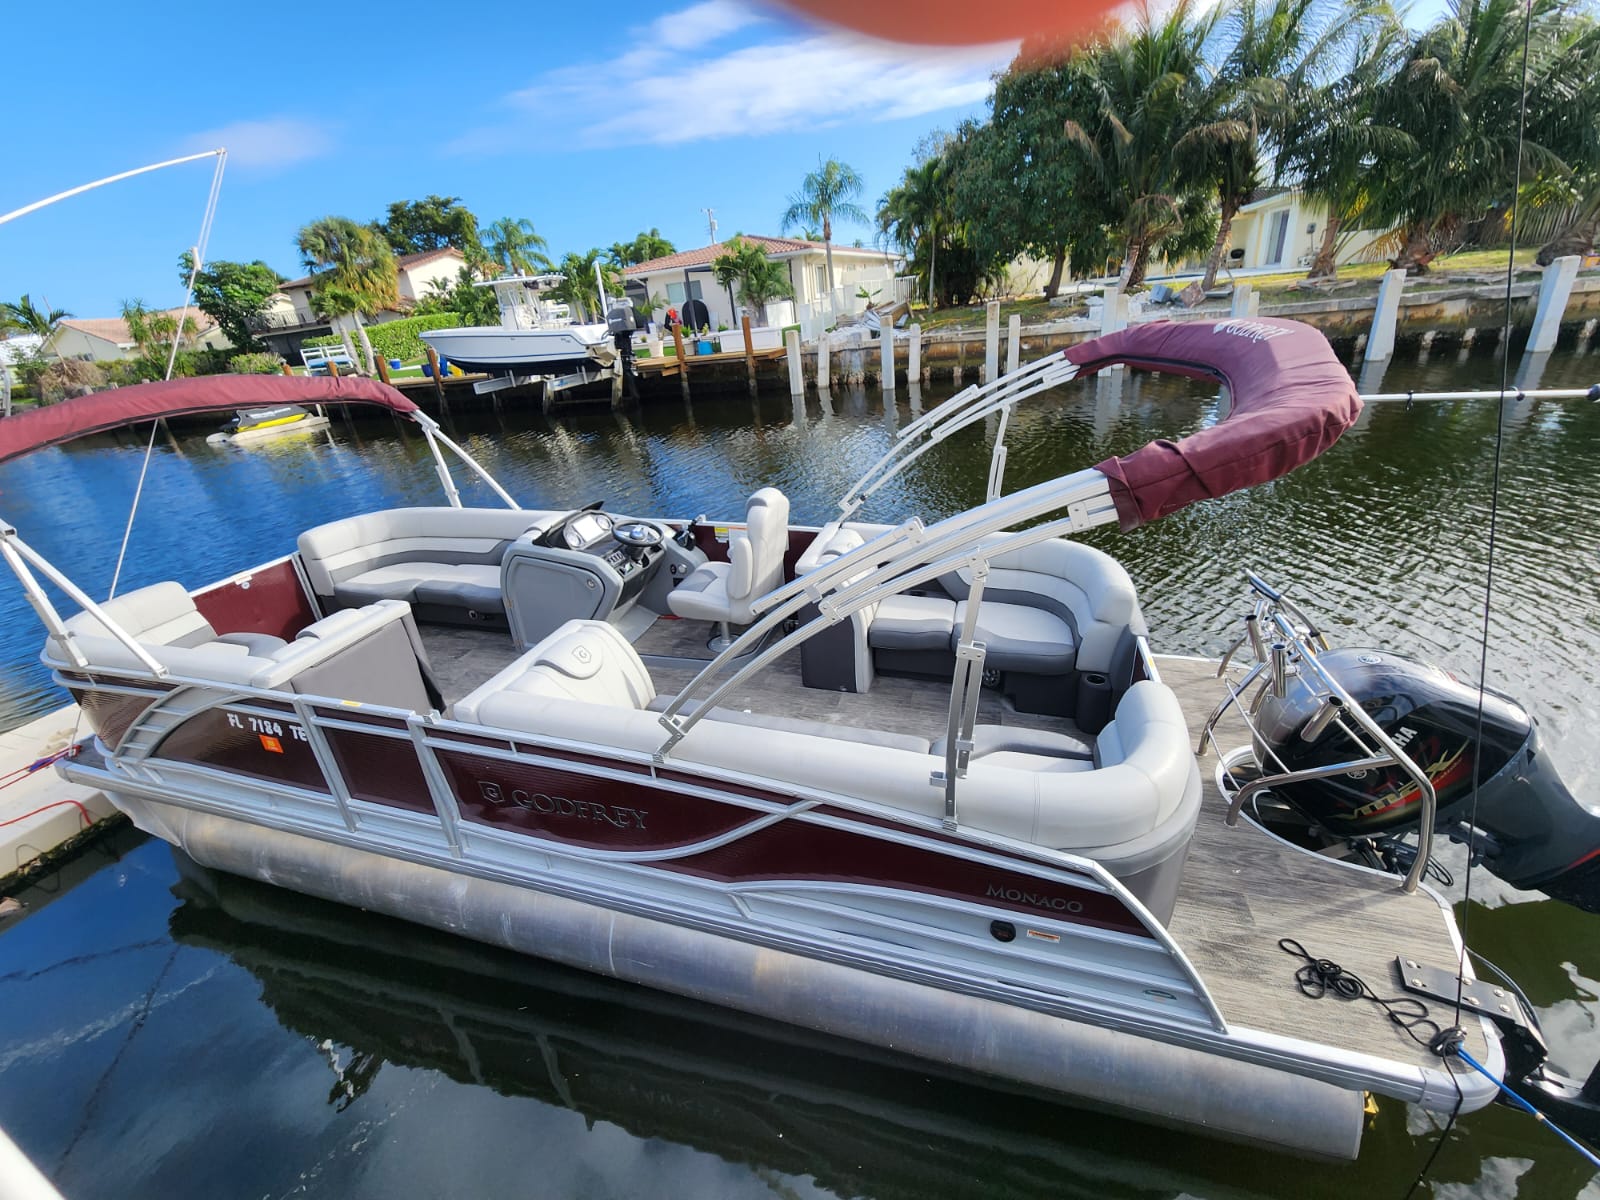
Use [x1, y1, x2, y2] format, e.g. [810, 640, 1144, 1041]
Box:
[0, 150, 225, 227]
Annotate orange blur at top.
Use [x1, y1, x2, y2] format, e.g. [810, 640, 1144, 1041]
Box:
[769, 0, 1116, 46]
[259, 735, 284, 754]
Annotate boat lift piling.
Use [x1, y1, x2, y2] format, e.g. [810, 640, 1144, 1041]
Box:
[983, 300, 1000, 384]
[1006, 314, 1022, 376]
[882, 323, 896, 392]
[785, 329, 804, 396]
[909, 324, 922, 383]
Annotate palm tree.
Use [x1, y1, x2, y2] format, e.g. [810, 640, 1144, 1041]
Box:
[1063, 0, 1231, 287]
[711, 236, 795, 324]
[1194, 0, 1392, 291]
[1274, 10, 1412, 278]
[1366, 0, 1570, 273]
[629, 228, 676, 263]
[781, 157, 869, 300]
[1, 294, 72, 340]
[879, 156, 956, 307]
[550, 250, 622, 323]
[1526, 15, 1600, 263]
[483, 217, 552, 277]
[297, 216, 399, 373]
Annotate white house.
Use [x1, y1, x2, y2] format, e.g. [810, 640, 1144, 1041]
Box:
[1228, 188, 1384, 273]
[1, 334, 43, 390]
[46, 309, 229, 362]
[275, 247, 469, 326]
[623, 236, 904, 337]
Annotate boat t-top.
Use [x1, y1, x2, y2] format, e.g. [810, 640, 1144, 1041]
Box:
[3, 319, 1598, 1161]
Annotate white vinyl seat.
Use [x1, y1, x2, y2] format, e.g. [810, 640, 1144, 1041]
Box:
[47, 581, 290, 665]
[951, 600, 1077, 674]
[454, 620, 655, 726]
[667, 487, 790, 649]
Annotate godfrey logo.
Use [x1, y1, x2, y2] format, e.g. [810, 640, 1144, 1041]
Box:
[477, 780, 647, 830]
[986, 883, 1084, 914]
[1212, 319, 1289, 343]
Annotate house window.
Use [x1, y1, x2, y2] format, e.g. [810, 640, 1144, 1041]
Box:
[815, 265, 828, 297]
[666, 280, 704, 306]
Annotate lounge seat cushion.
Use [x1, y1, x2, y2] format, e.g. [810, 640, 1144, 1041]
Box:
[215, 631, 290, 655]
[646, 695, 931, 754]
[664, 562, 732, 622]
[931, 724, 1094, 761]
[334, 563, 506, 614]
[869, 595, 956, 651]
[952, 601, 1076, 674]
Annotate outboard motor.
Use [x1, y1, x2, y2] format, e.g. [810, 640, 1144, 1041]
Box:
[1208, 574, 1600, 911]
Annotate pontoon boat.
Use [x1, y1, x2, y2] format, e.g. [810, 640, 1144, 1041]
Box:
[4, 321, 1595, 1160]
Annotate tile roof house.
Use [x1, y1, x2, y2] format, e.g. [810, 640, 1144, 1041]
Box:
[47, 309, 228, 363]
[623, 236, 904, 337]
[274, 247, 469, 327]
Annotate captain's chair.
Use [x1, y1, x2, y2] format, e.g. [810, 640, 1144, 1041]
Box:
[667, 487, 790, 651]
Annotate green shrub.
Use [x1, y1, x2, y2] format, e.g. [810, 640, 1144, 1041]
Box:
[229, 351, 284, 374]
[301, 333, 343, 349]
[367, 314, 467, 362]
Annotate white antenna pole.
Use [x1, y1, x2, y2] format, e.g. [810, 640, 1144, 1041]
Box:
[702, 207, 717, 243]
[0, 149, 225, 226]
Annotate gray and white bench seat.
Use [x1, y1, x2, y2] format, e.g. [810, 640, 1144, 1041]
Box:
[297, 506, 564, 623]
[452, 619, 1199, 921]
[43, 582, 440, 711]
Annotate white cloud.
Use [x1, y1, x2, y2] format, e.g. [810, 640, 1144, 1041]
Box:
[449, 7, 1012, 154]
[180, 117, 334, 171]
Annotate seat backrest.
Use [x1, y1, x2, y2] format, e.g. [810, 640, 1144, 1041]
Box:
[297, 506, 564, 597]
[940, 536, 1145, 674]
[724, 487, 790, 620]
[254, 600, 434, 710]
[60, 581, 217, 649]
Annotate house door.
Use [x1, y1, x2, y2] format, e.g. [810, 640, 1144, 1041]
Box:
[1267, 211, 1291, 266]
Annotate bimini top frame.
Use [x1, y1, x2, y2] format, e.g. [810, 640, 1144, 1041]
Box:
[843, 317, 1364, 531]
[0, 373, 521, 679]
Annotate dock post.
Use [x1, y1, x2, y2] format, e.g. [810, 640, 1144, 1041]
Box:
[785, 329, 804, 395]
[741, 314, 757, 396]
[908, 323, 922, 382]
[817, 332, 830, 391]
[881, 327, 896, 392]
[1098, 285, 1126, 377]
[279, 363, 293, 377]
[671, 324, 690, 399]
[1229, 283, 1258, 318]
[983, 300, 1000, 383]
[327, 358, 340, 378]
[425, 345, 451, 412]
[1365, 270, 1407, 362]
[1006, 313, 1021, 376]
[1529, 255, 1580, 354]
[375, 356, 392, 385]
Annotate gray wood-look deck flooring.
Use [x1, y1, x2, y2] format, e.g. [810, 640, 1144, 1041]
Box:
[419, 622, 1485, 1073]
[1159, 654, 1486, 1071]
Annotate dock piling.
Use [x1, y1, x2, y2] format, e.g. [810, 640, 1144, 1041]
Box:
[741, 314, 757, 396]
[1364, 270, 1407, 362]
[671, 324, 690, 399]
[908, 323, 922, 382]
[984, 300, 1000, 384]
[1229, 284, 1258, 318]
[881, 327, 896, 392]
[816, 331, 830, 392]
[1006, 314, 1021, 376]
[785, 329, 804, 395]
[1529, 255, 1580, 354]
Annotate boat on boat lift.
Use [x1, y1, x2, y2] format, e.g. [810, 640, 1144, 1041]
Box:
[3, 321, 1598, 1160]
[418, 274, 617, 380]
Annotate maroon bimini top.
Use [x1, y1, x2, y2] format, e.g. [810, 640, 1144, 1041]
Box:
[0, 375, 420, 466]
[1073, 318, 1362, 530]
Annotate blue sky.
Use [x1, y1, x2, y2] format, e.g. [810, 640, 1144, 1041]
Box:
[1, 0, 1011, 317]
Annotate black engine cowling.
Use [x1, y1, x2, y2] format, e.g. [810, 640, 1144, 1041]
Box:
[1253, 647, 1600, 910]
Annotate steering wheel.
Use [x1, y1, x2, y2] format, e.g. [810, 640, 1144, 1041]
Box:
[612, 521, 664, 548]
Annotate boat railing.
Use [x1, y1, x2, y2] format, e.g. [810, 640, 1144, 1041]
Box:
[1200, 575, 1438, 895]
[838, 350, 1082, 518]
[653, 466, 1120, 786]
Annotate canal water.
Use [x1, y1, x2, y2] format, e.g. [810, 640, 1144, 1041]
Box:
[2, 341, 1598, 1198]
